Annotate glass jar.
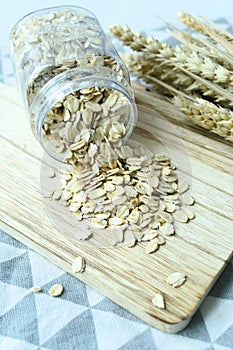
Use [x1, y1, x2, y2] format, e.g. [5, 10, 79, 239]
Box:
[10, 5, 137, 162]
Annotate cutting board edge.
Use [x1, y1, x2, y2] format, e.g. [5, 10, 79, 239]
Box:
[2, 219, 229, 334]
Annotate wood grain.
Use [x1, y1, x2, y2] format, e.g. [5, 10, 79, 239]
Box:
[0, 82, 232, 333]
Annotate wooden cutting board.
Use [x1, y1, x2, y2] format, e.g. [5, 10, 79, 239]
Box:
[0, 82, 232, 334]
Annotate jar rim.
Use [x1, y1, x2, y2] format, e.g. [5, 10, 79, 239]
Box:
[30, 66, 138, 161]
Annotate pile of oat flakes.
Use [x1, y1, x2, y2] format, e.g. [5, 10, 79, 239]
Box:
[46, 116, 195, 253]
[42, 83, 131, 158]
[44, 130, 194, 309]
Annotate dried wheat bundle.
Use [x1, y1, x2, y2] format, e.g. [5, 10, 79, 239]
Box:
[173, 96, 233, 141]
[110, 24, 233, 107]
[110, 15, 233, 142]
[178, 12, 233, 50]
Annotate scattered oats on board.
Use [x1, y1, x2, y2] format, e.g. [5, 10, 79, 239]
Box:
[159, 222, 175, 236]
[178, 181, 189, 194]
[52, 190, 62, 200]
[157, 235, 166, 245]
[182, 192, 195, 206]
[183, 207, 195, 220]
[72, 256, 86, 273]
[43, 190, 54, 199]
[146, 239, 159, 254]
[112, 227, 124, 245]
[124, 230, 136, 247]
[152, 293, 166, 309]
[141, 231, 158, 242]
[49, 136, 195, 253]
[42, 166, 56, 178]
[167, 272, 187, 288]
[48, 283, 64, 297]
[73, 229, 92, 241]
[173, 209, 189, 223]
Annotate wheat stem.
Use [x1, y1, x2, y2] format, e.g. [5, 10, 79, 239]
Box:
[178, 12, 233, 56]
[111, 24, 233, 107]
[166, 25, 233, 68]
[110, 17, 233, 141]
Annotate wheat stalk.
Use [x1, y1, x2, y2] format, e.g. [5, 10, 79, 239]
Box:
[110, 16, 233, 141]
[178, 12, 233, 42]
[173, 95, 233, 141]
[166, 23, 233, 68]
[202, 16, 233, 42]
[110, 25, 155, 51]
[178, 12, 233, 56]
[111, 25, 196, 91]
[111, 24, 233, 107]
[121, 52, 194, 96]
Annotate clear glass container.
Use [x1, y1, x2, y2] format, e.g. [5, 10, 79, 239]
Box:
[10, 5, 137, 162]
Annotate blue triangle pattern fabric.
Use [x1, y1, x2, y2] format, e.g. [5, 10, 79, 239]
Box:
[209, 263, 233, 300]
[0, 293, 39, 345]
[42, 310, 98, 350]
[0, 229, 27, 249]
[41, 272, 90, 307]
[215, 324, 233, 348]
[119, 329, 157, 350]
[179, 310, 211, 342]
[0, 251, 33, 289]
[93, 297, 148, 325]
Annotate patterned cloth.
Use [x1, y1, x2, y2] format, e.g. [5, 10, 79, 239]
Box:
[0, 230, 233, 350]
[0, 19, 233, 349]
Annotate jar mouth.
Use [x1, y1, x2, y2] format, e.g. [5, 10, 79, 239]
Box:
[31, 66, 138, 162]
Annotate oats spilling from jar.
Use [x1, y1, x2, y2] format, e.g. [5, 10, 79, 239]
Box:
[26, 55, 128, 107]
[41, 84, 130, 161]
[11, 8, 130, 109]
[49, 140, 195, 253]
[10, 8, 136, 161]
